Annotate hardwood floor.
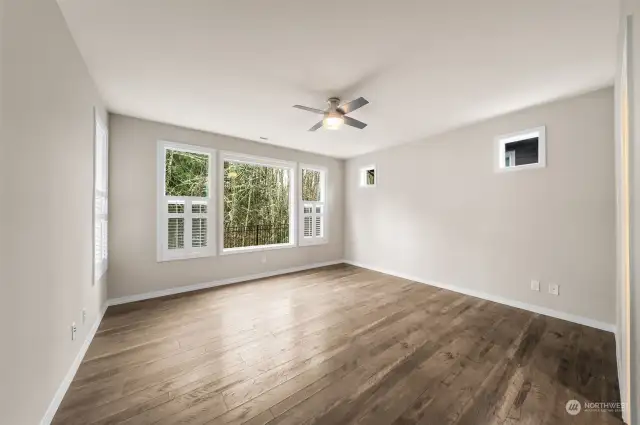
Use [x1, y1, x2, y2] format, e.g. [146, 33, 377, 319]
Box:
[53, 264, 623, 425]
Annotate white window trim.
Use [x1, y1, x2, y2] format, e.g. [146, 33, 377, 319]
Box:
[360, 164, 377, 187]
[93, 110, 109, 283]
[494, 126, 546, 173]
[157, 140, 216, 262]
[218, 151, 297, 255]
[299, 164, 328, 246]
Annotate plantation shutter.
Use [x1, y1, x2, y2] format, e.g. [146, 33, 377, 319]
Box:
[94, 115, 109, 282]
[159, 142, 215, 261]
[300, 166, 327, 245]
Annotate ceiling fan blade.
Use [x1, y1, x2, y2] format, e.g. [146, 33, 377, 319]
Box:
[338, 97, 369, 114]
[293, 105, 325, 114]
[308, 120, 324, 131]
[343, 116, 367, 129]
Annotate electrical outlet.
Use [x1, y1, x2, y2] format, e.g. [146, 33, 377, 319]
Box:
[261, 254, 267, 264]
[548, 283, 559, 296]
[82, 309, 87, 324]
[530, 280, 540, 291]
[71, 323, 77, 341]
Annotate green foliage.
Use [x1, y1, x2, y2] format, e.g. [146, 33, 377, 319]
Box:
[165, 149, 209, 197]
[165, 152, 324, 249]
[223, 162, 290, 247]
[302, 169, 321, 201]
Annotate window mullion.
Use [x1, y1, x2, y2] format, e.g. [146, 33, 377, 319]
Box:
[185, 199, 193, 251]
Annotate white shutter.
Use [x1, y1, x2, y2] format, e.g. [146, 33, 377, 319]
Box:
[94, 114, 108, 282]
[299, 166, 327, 245]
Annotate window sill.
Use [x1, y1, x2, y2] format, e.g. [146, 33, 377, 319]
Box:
[220, 243, 296, 256]
[299, 239, 328, 247]
[157, 250, 215, 262]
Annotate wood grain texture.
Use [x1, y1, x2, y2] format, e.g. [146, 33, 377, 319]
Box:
[52, 264, 623, 425]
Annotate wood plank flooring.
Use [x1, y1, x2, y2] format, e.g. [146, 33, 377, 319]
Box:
[53, 264, 624, 425]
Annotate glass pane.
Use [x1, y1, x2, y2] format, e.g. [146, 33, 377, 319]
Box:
[315, 216, 322, 237]
[302, 169, 321, 201]
[168, 218, 184, 249]
[504, 137, 539, 167]
[366, 169, 375, 185]
[165, 149, 209, 197]
[192, 218, 207, 248]
[223, 161, 290, 248]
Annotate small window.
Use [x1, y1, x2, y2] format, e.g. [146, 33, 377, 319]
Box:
[300, 165, 327, 245]
[360, 165, 376, 187]
[221, 153, 295, 253]
[157, 141, 215, 261]
[495, 126, 546, 172]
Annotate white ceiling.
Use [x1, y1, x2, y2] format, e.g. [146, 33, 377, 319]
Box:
[59, 0, 619, 158]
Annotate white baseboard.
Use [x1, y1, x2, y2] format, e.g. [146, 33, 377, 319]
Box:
[344, 260, 616, 333]
[107, 260, 344, 306]
[40, 303, 108, 425]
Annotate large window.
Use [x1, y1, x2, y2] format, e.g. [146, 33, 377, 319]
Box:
[94, 113, 109, 282]
[157, 141, 215, 261]
[300, 165, 327, 245]
[220, 153, 295, 253]
[157, 143, 328, 260]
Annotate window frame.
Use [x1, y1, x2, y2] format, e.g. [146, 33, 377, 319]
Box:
[157, 140, 216, 262]
[93, 110, 109, 283]
[299, 164, 328, 246]
[494, 126, 546, 173]
[360, 165, 377, 187]
[218, 151, 297, 255]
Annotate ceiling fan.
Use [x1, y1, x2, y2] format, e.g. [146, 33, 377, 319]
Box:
[293, 97, 369, 131]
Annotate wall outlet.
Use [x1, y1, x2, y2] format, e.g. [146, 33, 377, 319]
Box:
[261, 254, 267, 264]
[548, 283, 559, 296]
[530, 280, 540, 291]
[71, 323, 77, 341]
[82, 309, 87, 324]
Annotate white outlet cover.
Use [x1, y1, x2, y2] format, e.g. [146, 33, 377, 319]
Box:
[82, 309, 87, 324]
[531, 280, 540, 291]
[548, 284, 559, 296]
[71, 323, 77, 341]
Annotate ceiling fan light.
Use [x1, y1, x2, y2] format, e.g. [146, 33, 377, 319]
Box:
[323, 115, 344, 130]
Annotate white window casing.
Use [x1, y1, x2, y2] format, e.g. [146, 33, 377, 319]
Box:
[495, 126, 546, 173]
[360, 165, 376, 187]
[299, 164, 328, 246]
[218, 152, 297, 255]
[157, 140, 216, 261]
[94, 111, 109, 282]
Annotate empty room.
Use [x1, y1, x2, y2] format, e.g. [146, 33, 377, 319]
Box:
[1, 0, 639, 424]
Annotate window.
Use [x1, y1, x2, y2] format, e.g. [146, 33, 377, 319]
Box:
[157, 141, 215, 261]
[220, 152, 295, 253]
[300, 165, 327, 245]
[360, 165, 376, 187]
[94, 112, 109, 282]
[495, 126, 546, 172]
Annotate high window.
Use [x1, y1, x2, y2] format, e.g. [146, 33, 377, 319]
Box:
[495, 126, 546, 172]
[157, 141, 215, 261]
[221, 153, 295, 253]
[94, 113, 109, 282]
[300, 165, 327, 245]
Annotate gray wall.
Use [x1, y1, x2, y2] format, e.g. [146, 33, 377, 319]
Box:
[0, 0, 108, 423]
[345, 87, 616, 326]
[108, 114, 344, 299]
